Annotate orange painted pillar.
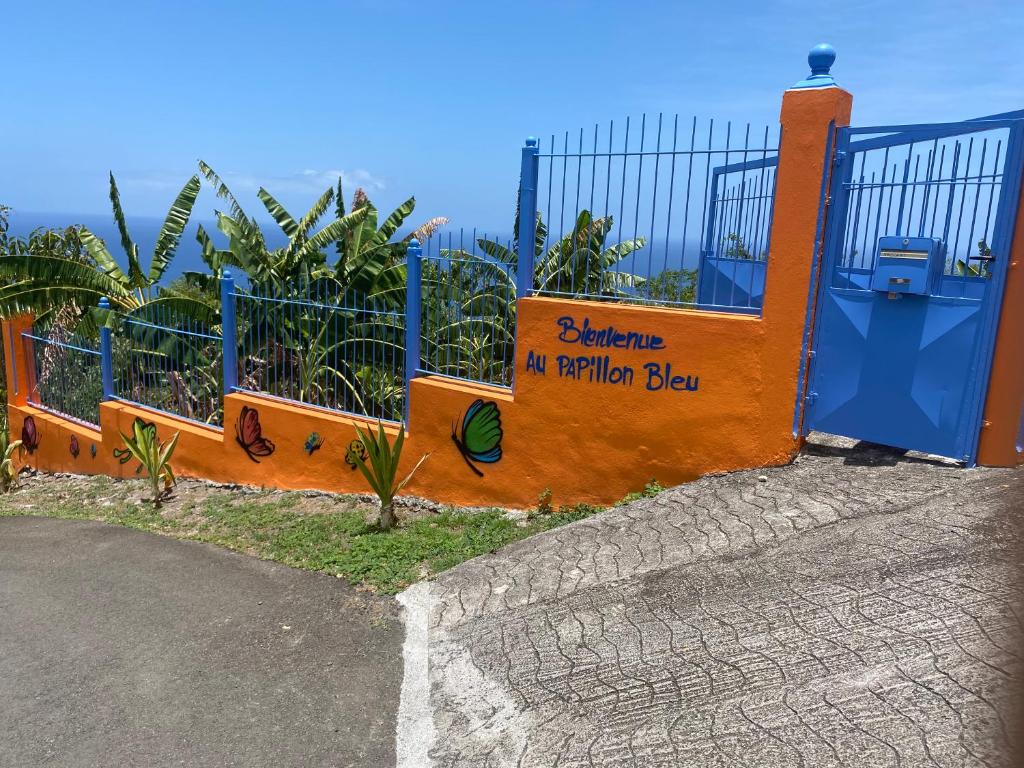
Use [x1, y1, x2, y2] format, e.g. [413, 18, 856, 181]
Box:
[1, 314, 35, 409]
[759, 46, 853, 454]
[978, 174, 1024, 466]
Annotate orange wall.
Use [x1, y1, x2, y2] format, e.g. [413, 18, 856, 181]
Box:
[2, 86, 861, 509]
[978, 172, 1024, 466]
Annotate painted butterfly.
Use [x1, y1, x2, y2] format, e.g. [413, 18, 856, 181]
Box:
[235, 406, 275, 463]
[69, 435, 80, 458]
[344, 439, 367, 471]
[451, 399, 503, 477]
[304, 432, 324, 456]
[20, 416, 39, 454]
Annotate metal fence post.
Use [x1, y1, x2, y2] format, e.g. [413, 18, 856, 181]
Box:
[221, 270, 238, 395]
[516, 137, 540, 298]
[98, 297, 115, 400]
[404, 239, 423, 421]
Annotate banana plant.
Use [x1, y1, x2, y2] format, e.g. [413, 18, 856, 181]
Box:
[0, 173, 209, 332]
[197, 163, 445, 417]
[433, 210, 645, 382]
[954, 238, 995, 278]
[196, 162, 445, 298]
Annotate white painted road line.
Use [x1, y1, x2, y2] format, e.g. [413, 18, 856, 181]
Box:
[396, 582, 434, 768]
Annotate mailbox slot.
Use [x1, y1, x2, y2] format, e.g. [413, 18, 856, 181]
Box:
[869, 236, 945, 296]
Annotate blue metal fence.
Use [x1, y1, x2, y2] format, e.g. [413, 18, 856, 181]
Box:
[523, 114, 780, 313]
[110, 306, 224, 427]
[22, 330, 103, 427]
[231, 280, 406, 422]
[415, 231, 517, 388]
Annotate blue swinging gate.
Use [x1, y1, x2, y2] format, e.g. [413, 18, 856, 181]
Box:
[802, 114, 1024, 463]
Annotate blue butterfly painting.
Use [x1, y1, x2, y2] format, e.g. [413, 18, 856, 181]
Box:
[451, 399, 503, 477]
[304, 432, 325, 456]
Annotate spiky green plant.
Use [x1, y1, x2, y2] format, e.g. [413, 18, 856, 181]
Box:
[115, 417, 179, 508]
[351, 422, 428, 531]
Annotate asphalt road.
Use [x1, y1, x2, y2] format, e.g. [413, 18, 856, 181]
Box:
[0, 517, 403, 768]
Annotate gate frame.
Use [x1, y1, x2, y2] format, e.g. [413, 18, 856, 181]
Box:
[798, 115, 1024, 464]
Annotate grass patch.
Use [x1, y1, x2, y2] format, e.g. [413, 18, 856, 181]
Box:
[0, 474, 662, 594]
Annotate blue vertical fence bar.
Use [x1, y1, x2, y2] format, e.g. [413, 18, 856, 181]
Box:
[98, 297, 114, 400]
[532, 116, 779, 312]
[221, 270, 238, 395]
[418, 233, 516, 388]
[517, 137, 540, 298]
[405, 239, 423, 421]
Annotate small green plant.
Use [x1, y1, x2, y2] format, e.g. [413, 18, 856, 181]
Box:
[0, 417, 24, 492]
[536, 487, 553, 515]
[352, 422, 428, 531]
[115, 417, 179, 508]
[617, 479, 665, 506]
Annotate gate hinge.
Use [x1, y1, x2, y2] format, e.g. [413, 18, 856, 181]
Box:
[833, 150, 847, 167]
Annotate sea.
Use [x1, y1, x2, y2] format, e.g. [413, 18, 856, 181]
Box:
[5, 211, 289, 285]
[6, 210, 707, 286]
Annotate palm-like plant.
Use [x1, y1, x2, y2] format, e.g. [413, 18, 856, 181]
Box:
[419, 258, 517, 386]
[197, 163, 444, 419]
[470, 209, 645, 298]
[195, 162, 446, 296]
[0, 179, 219, 427]
[0, 174, 206, 327]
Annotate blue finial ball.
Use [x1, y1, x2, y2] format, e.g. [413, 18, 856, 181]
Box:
[525, 136, 538, 148]
[808, 43, 836, 76]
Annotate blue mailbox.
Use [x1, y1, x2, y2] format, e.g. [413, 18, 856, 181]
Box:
[869, 236, 945, 296]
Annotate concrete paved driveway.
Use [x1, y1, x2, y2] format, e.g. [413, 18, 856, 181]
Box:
[421, 439, 1024, 767]
[0, 517, 402, 768]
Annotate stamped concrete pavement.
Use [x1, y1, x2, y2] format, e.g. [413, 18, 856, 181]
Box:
[0, 517, 403, 768]
[424, 438, 1024, 767]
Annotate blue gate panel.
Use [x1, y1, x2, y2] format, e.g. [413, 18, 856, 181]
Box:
[805, 117, 1024, 464]
[811, 290, 982, 459]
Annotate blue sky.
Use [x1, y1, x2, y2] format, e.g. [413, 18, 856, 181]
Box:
[3, 0, 1022, 233]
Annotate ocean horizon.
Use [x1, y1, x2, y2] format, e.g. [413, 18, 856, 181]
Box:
[6, 209, 708, 287]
